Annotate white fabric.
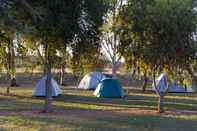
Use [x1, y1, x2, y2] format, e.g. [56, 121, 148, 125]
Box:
[152, 73, 194, 93]
[191, 85, 197, 92]
[152, 73, 168, 93]
[168, 82, 194, 93]
[33, 76, 61, 96]
[77, 72, 106, 90]
[191, 80, 197, 92]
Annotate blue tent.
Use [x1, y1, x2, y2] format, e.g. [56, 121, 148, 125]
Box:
[94, 78, 124, 98]
[168, 82, 194, 93]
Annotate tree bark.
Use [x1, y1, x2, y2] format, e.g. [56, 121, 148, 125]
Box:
[9, 39, 17, 87]
[158, 94, 164, 113]
[6, 38, 17, 94]
[44, 43, 53, 113]
[60, 64, 65, 85]
[131, 68, 136, 78]
[112, 62, 117, 78]
[44, 65, 53, 112]
[7, 41, 11, 94]
[153, 67, 165, 113]
[142, 71, 148, 93]
[6, 69, 11, 94]
[137, 66, 141, 80]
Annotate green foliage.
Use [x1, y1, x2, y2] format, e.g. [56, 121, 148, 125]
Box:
[119, 0, 197, 79]
[70, 0, 109, 75]
[0, 31, 12, 72]
[71, 41, 106, 76]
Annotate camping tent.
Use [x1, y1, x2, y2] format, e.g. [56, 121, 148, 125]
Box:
[94, 78, 124, 98]
[33, 76, 62, 97]
[191, 79, 197, 92]
[168, 82, 194, 93]
[152, 73, 194, 93]
[152, 73, 168, 93]
[77, 72, 106, 90]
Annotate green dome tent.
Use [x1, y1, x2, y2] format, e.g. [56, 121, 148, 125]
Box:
[94, 79, 124, 98]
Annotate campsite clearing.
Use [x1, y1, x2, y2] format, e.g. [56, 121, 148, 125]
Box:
[0, 86, 197, 131]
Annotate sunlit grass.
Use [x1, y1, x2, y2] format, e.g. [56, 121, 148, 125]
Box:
[0, 86, 197, 131]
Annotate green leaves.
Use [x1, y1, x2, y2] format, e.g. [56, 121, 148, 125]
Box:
[119, 0, 197, 78]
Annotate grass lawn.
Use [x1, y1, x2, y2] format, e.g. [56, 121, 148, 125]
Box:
[0, 86, 197, 131]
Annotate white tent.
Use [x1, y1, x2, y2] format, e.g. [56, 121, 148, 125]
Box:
[191, 79, 197, 92]
[33, 76, 62, 97]
[152, 73, 168, 93]
[77, 72, 106, 90]
[152, 73, 194, 93]
[168, 82, 194, 93]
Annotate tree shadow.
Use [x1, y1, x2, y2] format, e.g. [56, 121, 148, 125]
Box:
[1, 109, 197, 131]
[54, 90, 197, 111]
[0, 87, 197, 113]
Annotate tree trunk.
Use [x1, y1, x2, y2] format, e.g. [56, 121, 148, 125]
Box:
[131, 68, 136, 78]
[6, 73, 11, 94]
[112, 63, 117, 78]
[7, 41, 11, 94]
[43, 65, 47, 76]
[60, 64, 65, 85]
[158, 94, 164, 113]
[153, 67, 165, 113]
[44, 66, 53, 112]
[6, 69, 11, 94]
[142, 71, 148, 93]
[130, 68, 136, 85]
[9, 40, 17, 87]
[137, 66, 141, 80]
[44, 43, 53, 113]
[6, 39, 17, 94]
[128, 69, 135, 86]
[10, 78, 17, 87]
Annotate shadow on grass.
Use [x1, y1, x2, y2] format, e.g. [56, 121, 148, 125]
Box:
[0, 88, 197, 113]
[54, 92, 197, 111]
[1, 110, 197, 131]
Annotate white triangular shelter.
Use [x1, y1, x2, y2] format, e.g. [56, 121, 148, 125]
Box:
[168, 82, 194, 93]
[152, 73, 194, 93]
[152, 73, 168, 93]
[77, 72, 106, 90]
[33, 76, 61, 96]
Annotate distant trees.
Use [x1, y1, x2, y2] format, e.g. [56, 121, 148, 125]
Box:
[5, 34, 17, 88]
[0, 2, 22, 91]
[71, 41, 105, 77]
[0, 31, 17, 93]
[0, 0, 197, 114]
[70, 0, 109, 77]
[0, 0, 109, 112]
[119, 0, 197, 113]
[27, 0, 108, 112]
[100, 0, 124, 78]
